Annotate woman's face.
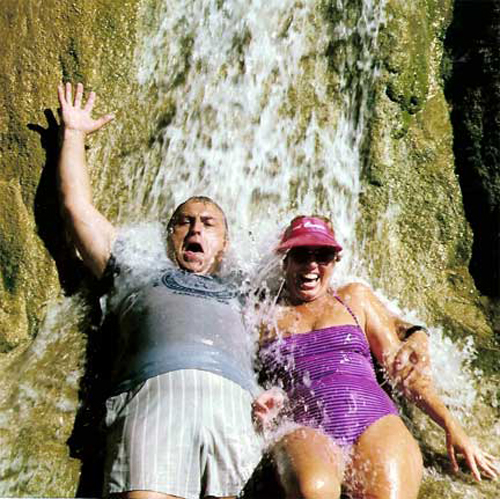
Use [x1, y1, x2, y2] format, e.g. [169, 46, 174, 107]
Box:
[283, 246, 338, 303]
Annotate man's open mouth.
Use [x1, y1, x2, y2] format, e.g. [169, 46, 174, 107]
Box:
[185, 242, 204, 253]
[183, 242, 205, 261]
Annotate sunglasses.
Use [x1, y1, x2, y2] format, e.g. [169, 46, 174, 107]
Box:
[288, 247, 338, 265]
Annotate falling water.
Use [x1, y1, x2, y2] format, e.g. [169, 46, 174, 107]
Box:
[97, 1, 499, 496]
[99, 0, 387, 278]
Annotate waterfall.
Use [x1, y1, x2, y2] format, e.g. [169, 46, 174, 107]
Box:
[97, 0, 387, 279]
[1, 3, 391, 492]
[95, 2, 498, 496]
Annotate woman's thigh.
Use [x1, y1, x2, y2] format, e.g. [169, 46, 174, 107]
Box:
[346, 415, 423, 499]
[273, 426, 344, 499]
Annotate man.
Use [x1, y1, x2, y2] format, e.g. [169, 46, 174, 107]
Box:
[57, 82, 262, 499]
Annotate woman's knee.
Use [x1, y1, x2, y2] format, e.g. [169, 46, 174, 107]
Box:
[348, 416, 423, 499]
[277, 457, 342, 499]
[349, 453, 422, 499]
[273, 428, 343, 499]
[297, 470, 341, 499]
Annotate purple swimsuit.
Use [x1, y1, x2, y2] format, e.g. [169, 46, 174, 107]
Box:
[259, 297, 398, 446]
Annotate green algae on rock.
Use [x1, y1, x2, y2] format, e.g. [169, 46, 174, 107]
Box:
[0, 0, 144, 495]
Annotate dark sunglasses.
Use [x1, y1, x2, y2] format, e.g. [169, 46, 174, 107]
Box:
[288, 247, 338, 265]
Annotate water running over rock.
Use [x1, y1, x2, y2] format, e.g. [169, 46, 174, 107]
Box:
[98, 0, 386, 278]
[92, 2, 500, 497]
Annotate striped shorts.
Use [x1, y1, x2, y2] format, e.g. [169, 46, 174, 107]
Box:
[102, 369, 263, 498]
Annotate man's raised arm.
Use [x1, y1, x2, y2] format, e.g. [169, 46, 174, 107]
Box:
[57, 82, 116, 278]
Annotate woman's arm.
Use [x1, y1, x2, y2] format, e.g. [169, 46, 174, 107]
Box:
[348, 283, 499, 481]
[343, 283, 427, 379]
[407, 380, 499, 480]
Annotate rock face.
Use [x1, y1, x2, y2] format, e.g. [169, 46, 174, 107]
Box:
[361, 0, 482, 334]
[362, 0, 500, 356]
[0, 0, 140, 344]
[0, 0, 142, 496]
[0, 0, 498, 497]
[444, 0, 500, 318]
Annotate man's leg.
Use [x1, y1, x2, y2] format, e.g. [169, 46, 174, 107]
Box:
[201, 372, 262, 499]
[104, 373, 202, 499]
[105, 371, 261, 499]
[114, 491, 236, 498]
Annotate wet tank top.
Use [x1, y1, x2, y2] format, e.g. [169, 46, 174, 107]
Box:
[103, 232, 258, 396]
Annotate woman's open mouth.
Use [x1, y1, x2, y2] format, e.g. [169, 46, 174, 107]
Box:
[297, 273, 320, 289]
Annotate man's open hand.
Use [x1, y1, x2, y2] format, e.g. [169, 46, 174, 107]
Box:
[58, 82, 114, 136]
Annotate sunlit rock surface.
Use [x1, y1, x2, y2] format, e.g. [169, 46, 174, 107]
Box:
[0, 0, 141, 495]
[0, 0, 498, 497]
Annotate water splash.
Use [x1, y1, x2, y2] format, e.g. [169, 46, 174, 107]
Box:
[109, 0, 387, 280]
[0, 296, 86, 495]
[111, 0, 498, 473]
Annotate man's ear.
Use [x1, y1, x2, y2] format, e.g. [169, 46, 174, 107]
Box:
[165, 232, 180, 266]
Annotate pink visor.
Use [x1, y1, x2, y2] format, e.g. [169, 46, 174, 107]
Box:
[277, 217, 343, 252]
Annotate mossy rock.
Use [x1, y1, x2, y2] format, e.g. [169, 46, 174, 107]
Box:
[0, 0, 144, 495]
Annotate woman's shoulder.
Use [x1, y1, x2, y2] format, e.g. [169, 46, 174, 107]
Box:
[336, 282, 381, 315]
[336, 281, 373, 300]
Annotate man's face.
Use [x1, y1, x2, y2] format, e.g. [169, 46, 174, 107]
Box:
[167, 201, 228, 275]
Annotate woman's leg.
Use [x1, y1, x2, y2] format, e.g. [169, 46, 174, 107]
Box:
[346, 415, 423, 499]
[116, 492, 181, 499]
[272, 427, 344, 499]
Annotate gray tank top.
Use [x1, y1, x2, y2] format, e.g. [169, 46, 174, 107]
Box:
[104, 232, 258, 396]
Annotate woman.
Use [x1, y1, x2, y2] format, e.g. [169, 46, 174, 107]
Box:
[254, 216, 499, 499]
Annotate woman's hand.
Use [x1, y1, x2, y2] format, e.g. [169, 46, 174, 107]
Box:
[390, 333, 499, 482]
[252, 387, 287, 431]
[58, 82, 114, 136]
[446, 420, 500, 481]
[389, 330, 432, 396]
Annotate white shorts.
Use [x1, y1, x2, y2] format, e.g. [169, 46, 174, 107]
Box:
[103, 369, 263, 498]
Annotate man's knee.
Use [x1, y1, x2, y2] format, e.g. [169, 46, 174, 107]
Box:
[115, 491, 182, 499]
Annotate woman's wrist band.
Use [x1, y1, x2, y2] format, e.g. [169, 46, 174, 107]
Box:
[404, 325, 428, 339]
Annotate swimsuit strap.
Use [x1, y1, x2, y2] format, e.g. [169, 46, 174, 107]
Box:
[333, 294, 361, 328]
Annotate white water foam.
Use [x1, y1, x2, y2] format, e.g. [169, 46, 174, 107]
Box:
[114, 0, 387, 282]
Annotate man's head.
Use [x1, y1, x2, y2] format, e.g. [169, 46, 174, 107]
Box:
[166, 196, 229, 275]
